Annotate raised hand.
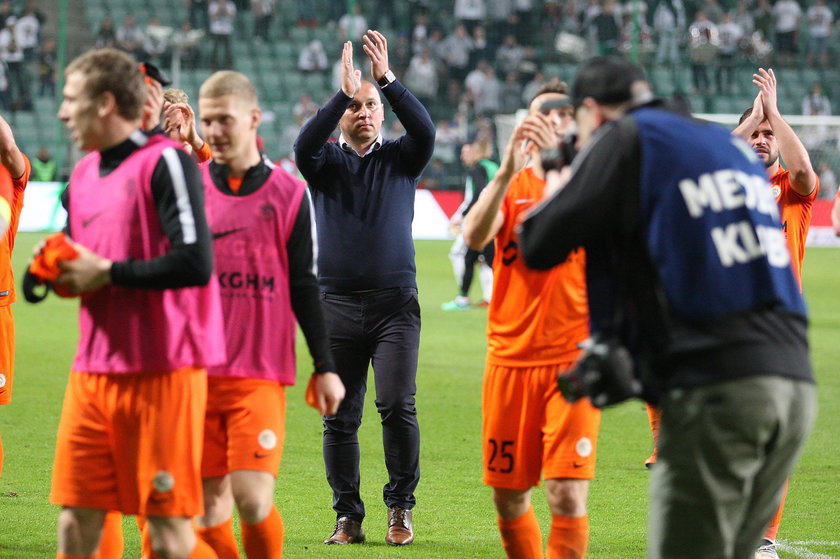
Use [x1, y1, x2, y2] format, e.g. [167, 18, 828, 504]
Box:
[361, 29, 390, 82]
[164, 102, 201, 150]
[341, 41, 361, 98]
[753, 68, 779, 118]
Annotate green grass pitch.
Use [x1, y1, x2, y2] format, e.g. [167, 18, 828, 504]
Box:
[1, 235, 838, 558]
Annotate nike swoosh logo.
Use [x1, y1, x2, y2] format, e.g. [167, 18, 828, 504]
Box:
[254, 451, 271, 459]
[82, 211, 106, 227]
[212, 227, 247, 240]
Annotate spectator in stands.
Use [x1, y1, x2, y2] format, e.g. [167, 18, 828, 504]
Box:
[734, 0, 755, 35]
[405, 46, 439, 108]
[209, 0, 235, 70]
[391, 34, 412, 77]
[144, 17, 172, 67]
[465, 59, 490, 100]
[471, 25, 491, 67]
[16, 2, 39, 62]
[495, 33, 525, 74]
[802, 82, 831, 116]
[486, 0, 513, 48]
[654, 0, 685, 67]
[421, 156, 447, 189]
[32, 145, 56, 181]
[521, 70, 545, 105]
[116, 14, 145, 59]
[294, 0, 316, 28]
[700, 0, 724, 23]
[441, 23, 474, 82]
[817, 162, 837, 199]
[292, 92, 318, 123]
[806, 0, 833, 67]
[688, 10, 718, 94]
[370, 0, 397, 30]
[754, 0, 773, 42]
[473, 65, 501, 117]
[338, 4, 367, 43]
[591, 0, 621, 54]
[94, 15, 117, 49]
[0, 17, 31, 111]
[37, 36, 54, 97]
[298, 39, 328, 73]
[716, 12, 743, 94]
[411, 12, 430, 54]
[188, 0, 209, 31]
[0, 2, 13, 29]
[514, 0, 536, 40]
[171, 20, 202, 69]
[772, 0, 801, 66]
[499, 70, 522, 113]
[582, 0, 604, 56]
[455, 0, 487, 34]
[0, 61, 9, 111]
[252, 0, 275, 43]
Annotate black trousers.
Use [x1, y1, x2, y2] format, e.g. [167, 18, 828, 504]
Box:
[321, 287, 421, 521]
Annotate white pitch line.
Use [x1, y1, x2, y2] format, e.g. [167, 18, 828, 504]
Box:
[778, 540, 839, 559]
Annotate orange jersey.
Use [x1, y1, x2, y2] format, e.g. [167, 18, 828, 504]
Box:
[487, 167, 589, 366]
[770, 168, 818, 284]
[0, 155, 31, 307]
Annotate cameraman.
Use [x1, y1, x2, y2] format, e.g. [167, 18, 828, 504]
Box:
[520, 57, 816, 559]
[462, 80, 600, 559]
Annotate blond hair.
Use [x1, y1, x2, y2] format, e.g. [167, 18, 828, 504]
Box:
[65, 48, 146, 120]
[199, 71, 258, 105]
[163, 88, 189, 104]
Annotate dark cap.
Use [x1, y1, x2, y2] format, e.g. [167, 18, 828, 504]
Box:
[139, 61, 172, 86]
[572, 56, 647, 106]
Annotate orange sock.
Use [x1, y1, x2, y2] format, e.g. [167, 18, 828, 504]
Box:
[547, 514, 589, 559]
[241, 506, 284, 559]
[187, 538, 221, 559]
[197, 517, 241, 559]
[96, 512, 125, 559]
[646, 404, 660, 443]
[764, 480, 788, 540]
[498, 506, 544, 559]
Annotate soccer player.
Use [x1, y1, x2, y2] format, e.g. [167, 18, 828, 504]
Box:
[733, 67, 818, 559]
[192, 69, 345, 559]
[462, 82, 600, 559]
[50, 48, 224, 559]
[294, 31, 435, 546]
[442, 140, 497, 311]
[0, 113, 30, 478]
[520, 55, 815, 559]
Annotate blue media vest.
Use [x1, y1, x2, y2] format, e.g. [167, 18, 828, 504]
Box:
[634, 108, 806, 320]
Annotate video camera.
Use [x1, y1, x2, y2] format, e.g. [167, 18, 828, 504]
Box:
[557, 334, 641, 409]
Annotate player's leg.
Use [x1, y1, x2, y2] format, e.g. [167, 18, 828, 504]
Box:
[369, 288, 421, 544]
[96, 512, 125, 559]
[645, 403, 661, 467]
[57, 507, 107, 557]
[542, 363, 600, 559]
[196, 476, 239, 559]
[231, 471, 283, 559]
[225, 380, 287, 558]
[146, 516, 218, 559]
[0, 305, 14, 478]
[460, 248, 481, 300]
[443, 235, 470, 310]
[320, 293, 371, 535]
[483, 363, 547, 558]
[196, 379, 240, 559]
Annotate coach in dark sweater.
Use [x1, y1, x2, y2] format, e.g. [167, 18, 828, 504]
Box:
[294, 31, 434, 547]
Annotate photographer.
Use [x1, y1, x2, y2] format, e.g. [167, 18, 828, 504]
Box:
[462, 80, 600, 559]
[519, 57, 816, 559]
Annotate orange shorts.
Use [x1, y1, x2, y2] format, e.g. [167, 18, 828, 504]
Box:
[50, 367, 208, 517]
[202, 377, 286, 479]
[0, 305, 14, 405]
[482, 361, 601, 490]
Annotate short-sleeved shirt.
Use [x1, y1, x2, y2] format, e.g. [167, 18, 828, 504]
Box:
[0, 155, 30, 307]
[487, 167, 589, 366]
[770, 167, 819, 284]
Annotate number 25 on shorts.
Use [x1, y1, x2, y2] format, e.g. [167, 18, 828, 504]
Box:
[487, 439, 515, 473]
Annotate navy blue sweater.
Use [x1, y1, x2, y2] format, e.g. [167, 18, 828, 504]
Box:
[294, 81, 436, 292]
